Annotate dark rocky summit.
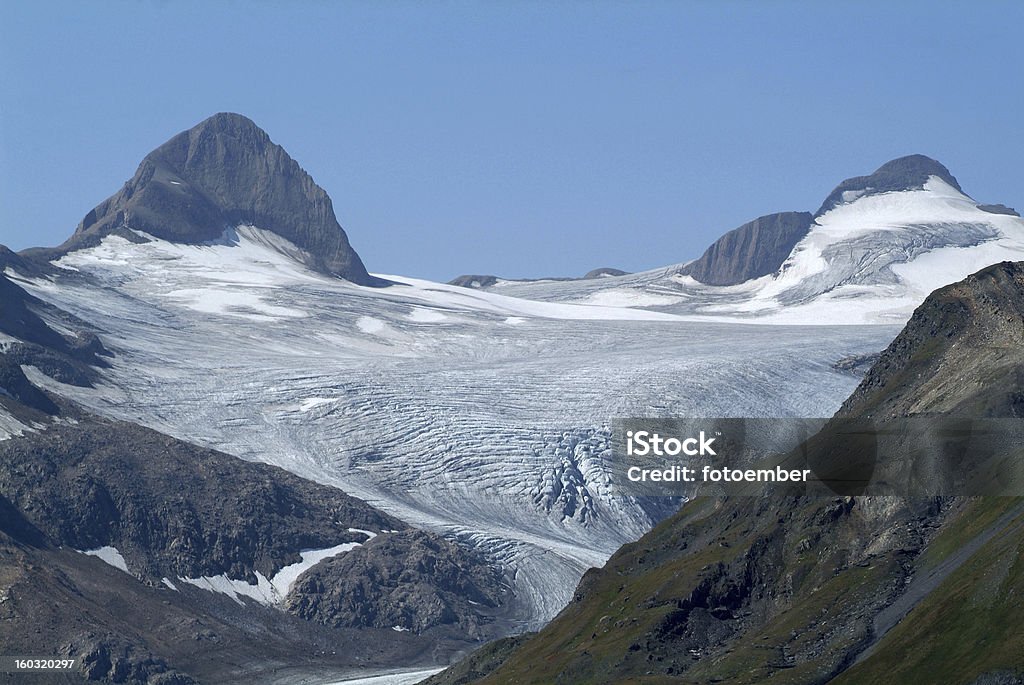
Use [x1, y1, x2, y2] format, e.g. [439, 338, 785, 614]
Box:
[978, 203, 1020, 217]
[28, 113, 380, 285]
[815, 154, 963, 216]
[679, 211, 813, 286]
[427, 262, 1024, 684]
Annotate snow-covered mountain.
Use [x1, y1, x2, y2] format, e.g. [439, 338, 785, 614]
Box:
[484, 157, 1024, 325]
[4, 116, 1020, 638]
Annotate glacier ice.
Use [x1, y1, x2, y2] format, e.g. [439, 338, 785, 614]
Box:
[8, 223, 941, 627]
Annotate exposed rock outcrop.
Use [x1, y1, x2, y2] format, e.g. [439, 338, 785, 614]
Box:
[680, 211, 813, 286]
[29, 113, 380, 284]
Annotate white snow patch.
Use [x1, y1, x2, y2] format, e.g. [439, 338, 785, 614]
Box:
[407, 307, 449, 323]
[372, 274, 689, 322]
[180, 572, 277, 606]
[669, 273, 702, 286]
[891, 239, 1024, 296]
[0, 407, 33, 441]
[391, 625, 409, 632]
[161, 578, 179, 591]
[51, 227, 328, 322]
[357, 317, 388, 334]
[180, 529, 377, 607]
[81, 546, 131, 574]
[269, 537, 368, 599]
[57, 226, 326, 287]
[348, 529, 379, 539]
[299, 397, 335, 412]
[163, 288, 306, 321]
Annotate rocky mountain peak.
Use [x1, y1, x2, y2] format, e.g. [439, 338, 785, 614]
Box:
[63, 113, 379, 285]
[815, 154, 964, 216]
[682, 155, 973, 288]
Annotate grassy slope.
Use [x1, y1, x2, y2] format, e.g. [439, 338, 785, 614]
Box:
[834, 500, 1024, 685]
[442, 497, 1023, 685]
[468, 495, 920, 685]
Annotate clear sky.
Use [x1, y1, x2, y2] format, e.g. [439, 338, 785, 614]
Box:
[1, 1, 1021, 281]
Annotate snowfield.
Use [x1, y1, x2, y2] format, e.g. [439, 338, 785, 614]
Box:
[492, 177, 1024, 325]
[80, 546, 132, 574]
[12, 210, 982, 627]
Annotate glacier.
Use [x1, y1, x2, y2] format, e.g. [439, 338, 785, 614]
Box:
[17, 174, 1023, 629]
[6, 224, 904, 629]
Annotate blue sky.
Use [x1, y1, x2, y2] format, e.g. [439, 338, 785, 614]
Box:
[2, 1, 1022, 281]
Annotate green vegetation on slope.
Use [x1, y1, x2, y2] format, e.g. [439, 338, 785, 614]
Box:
[833, 503, 1024, 685]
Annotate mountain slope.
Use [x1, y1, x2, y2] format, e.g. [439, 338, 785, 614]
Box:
[425, 261, 1024, 684]
[5, 221, 890, 634]
[22, 112, 379, 285]
[0, 274, 514, 683]
[10, 131, 1002, 675]
[837, 260, 1024, 419]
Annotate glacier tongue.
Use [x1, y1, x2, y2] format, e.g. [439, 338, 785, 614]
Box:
[15, 227, 898, 627]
